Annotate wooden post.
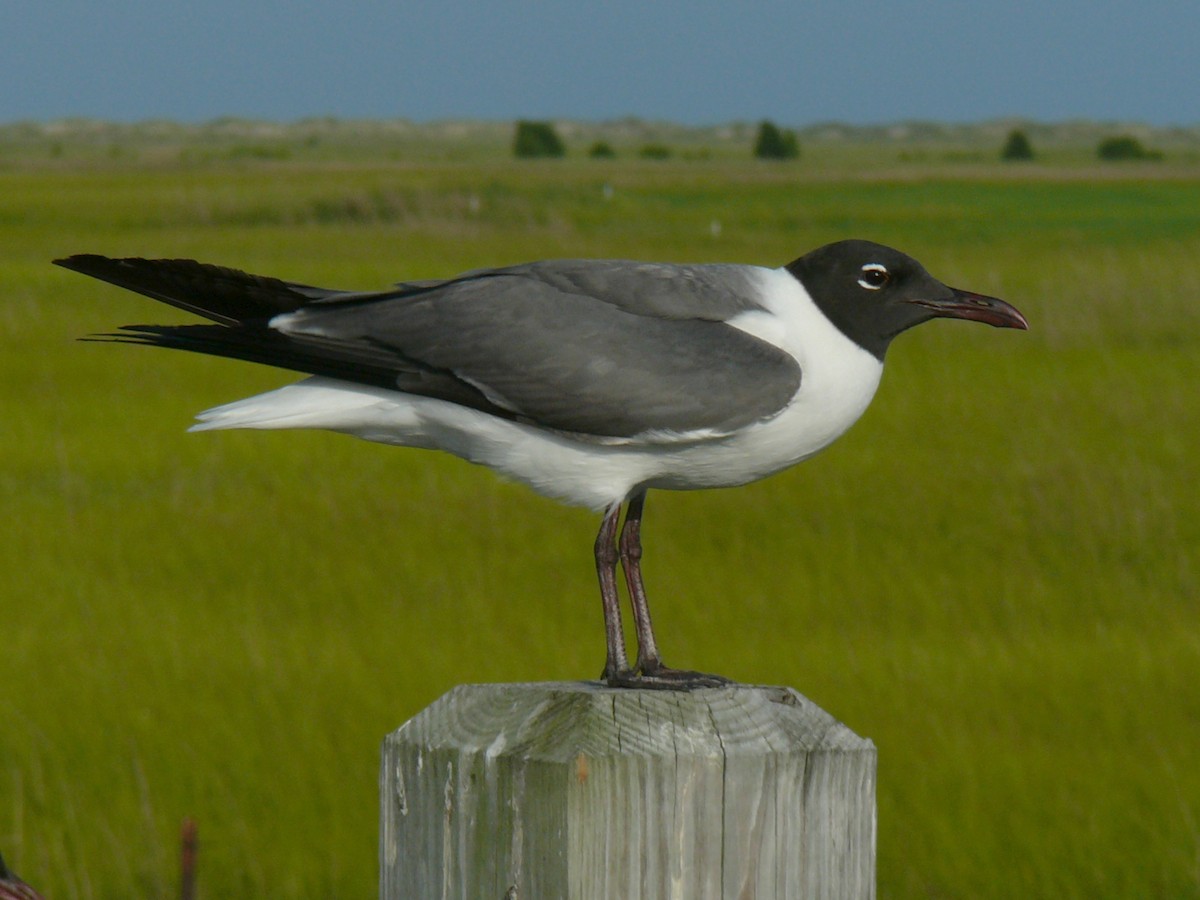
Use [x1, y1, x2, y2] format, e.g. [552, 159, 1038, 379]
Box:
[380, 682, 875, 899]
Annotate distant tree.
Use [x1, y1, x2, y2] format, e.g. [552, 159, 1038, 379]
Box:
[1000, 129, 1034, 161]
[753, 120, 800, 159]
[513, 120, 565, 158]
[588, 140, 616, 159]
[1097, 135, 1162, 161]
[639, 143, 672, 160]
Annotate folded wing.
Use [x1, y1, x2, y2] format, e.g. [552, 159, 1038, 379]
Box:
[60, 256, 802, 439]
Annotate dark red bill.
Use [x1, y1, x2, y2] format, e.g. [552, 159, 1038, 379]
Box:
[907, 288, 1029, 330]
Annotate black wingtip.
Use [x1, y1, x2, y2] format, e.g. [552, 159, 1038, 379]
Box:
[77, 330, 144, 344]
[54, 252, 111, 272]
[54, 252, 126, 268]
[54, 254, 339, 326]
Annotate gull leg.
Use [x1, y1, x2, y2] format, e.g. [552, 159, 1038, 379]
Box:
[617, 491, 662, 671]
[594, 502, 631, 681]
[615, 491, 731, 690]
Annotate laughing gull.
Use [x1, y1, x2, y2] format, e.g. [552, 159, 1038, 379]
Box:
[56, 241, 1027, 688]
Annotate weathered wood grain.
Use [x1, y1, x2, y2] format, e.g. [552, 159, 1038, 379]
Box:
[381, 682, 875, 899]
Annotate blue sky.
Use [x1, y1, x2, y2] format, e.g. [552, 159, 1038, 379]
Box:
[2, 1, 1196, 125]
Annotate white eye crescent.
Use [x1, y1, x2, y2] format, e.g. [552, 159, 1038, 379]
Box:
[858, 263, 890, 290]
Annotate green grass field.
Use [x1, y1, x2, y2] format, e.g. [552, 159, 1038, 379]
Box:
[2, 141, 1198, 898]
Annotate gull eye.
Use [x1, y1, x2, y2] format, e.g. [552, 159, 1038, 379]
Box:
[857, 263, 890, 290]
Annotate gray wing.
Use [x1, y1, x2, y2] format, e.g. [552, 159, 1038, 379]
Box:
[281, 260, 800, 438]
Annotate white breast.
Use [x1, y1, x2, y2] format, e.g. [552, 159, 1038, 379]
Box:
[640, 266, 884, 490]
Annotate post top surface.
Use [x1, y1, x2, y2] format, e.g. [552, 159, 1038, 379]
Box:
[390, 681, 873, 761]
